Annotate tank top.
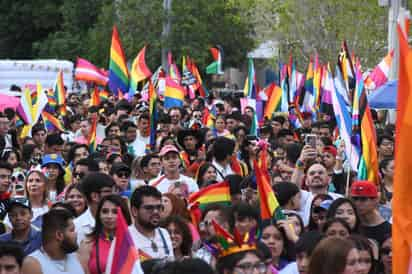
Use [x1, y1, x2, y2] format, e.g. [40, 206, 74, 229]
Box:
[30, 249, 85, 274]
[88, 236, 111, 274]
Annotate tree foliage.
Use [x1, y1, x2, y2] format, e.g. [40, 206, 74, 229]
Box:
[271, 0, 389, 70]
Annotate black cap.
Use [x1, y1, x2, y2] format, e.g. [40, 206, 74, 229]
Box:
[110, 162, 131, 175]
[273, 182, 300, 207]
[8, 197, 31, 212]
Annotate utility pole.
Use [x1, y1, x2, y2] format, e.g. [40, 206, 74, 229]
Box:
[162, 0, 172, 71]
[386, 0, 401, 123]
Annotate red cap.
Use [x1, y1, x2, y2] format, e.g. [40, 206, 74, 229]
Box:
[350, 181, 378, 198]
[323, 146, 337, 157]
[159, 145, 180, 157]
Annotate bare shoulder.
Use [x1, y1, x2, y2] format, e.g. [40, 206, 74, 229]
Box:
[22, 256, 42, 274]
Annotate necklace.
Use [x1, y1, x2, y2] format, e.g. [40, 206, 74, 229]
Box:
[40, 248, 67, 272]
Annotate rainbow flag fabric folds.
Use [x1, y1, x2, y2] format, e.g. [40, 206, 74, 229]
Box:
[53, 70, 67, 116]
[109, 26, 129, 96]
[42, 111, 65, 132]
[264, 83, 282, 118]
[75, 57, 109, 86]
[89, 86, 101, 107]
[188, 181, 231, 210]
[164, 77, 185, 109]
[129, 46, 152, 97]
[87, 117, 97, 153]
[106, 208, 143, 274]
[254, 152, 284, 221]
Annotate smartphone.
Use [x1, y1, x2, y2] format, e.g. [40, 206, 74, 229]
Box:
[304, 134, 317, 148]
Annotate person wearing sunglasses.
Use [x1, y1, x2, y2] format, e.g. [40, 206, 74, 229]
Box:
[129, 186, 174, 260]
[350, 181, 391, 247]
[0, 197, 42, 255]
[110, 162, 132, 197]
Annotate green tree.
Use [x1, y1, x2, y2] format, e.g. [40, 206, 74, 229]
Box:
[0, 0, 63, 58]
[270, 0, 389, 70]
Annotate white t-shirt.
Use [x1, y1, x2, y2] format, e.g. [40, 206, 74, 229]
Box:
[74, 208, 95, 244]
[300, 190, 343, 226]
[128, 225, 174, 260]
[279, 262, 299, 274]
[128, 138, 147, 158]
[149, 174, 199, 195]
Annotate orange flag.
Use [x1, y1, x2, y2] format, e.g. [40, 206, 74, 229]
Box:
[393, 13, 412, 274]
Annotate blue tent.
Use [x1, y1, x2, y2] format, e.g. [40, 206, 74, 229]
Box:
[367, 80, 397, 109]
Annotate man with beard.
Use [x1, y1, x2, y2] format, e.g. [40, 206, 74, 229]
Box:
[22, 209, 84, 274]
[129, 186, 174, 260]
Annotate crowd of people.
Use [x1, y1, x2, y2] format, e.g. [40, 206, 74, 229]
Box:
[0, 88, 393, 274]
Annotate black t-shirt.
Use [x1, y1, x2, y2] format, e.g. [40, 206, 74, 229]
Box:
[361, 221, 392, 246]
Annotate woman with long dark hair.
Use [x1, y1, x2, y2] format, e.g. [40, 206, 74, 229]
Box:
[78, 195, 132, 274]
[41, 154, 66, 201]
[162, 215, 193, 260]
[327, 198, 361, 233]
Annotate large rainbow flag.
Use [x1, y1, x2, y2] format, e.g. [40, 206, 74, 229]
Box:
[109, 26, 129, 96]
[87, 117, 97, 153]
[106, 208, 143, 274]
[42, 111, 65, 132]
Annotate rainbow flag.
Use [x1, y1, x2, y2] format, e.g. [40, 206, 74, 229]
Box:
[264, 83, 282, 118]
[254, 151, 284, 220]
[191, 60, 208, 97]
[313, 55, 323, 110]
[109, 26, 129, 96]
[355, 61, 379, 184]
[164, 77, 185, 109]
[42, 111, 65, 132]
[148, 80, 157, 151]
[106, 208, 143, 274]
[188, 181, 231, 210]
[53, 70, 67, 116]
[87, 117, 97, 153]
[89, 86, 101, 107]
[99, 89, 109, 101]
[338, 40, 355, 93]
[129, 46, 152, 97]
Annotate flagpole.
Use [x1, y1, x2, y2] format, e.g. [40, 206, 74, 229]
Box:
[345, 143, 352, 197]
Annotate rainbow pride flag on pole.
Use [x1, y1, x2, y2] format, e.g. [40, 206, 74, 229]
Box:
[164, 77, 185, 109]
[254, 151, 284, 221]
[109, 26, 129, 96]
[53, 70, 67, 116]
[129, 46, 152, 97]
[87, 117, 97, 153]
[42, 111, 65, 132]
[106, 208, 143, 274]
[264, 83, 282, 119]
[148, 80, 157, 151]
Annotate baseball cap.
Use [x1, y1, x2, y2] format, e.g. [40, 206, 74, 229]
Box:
[350, 180, 378, 198]
[8, 197, 31, 212]
[110, 162, 131, 175]
[323, 146, 337, 157]
[41, 154, 65, 172]
[159, 145, 180, 157]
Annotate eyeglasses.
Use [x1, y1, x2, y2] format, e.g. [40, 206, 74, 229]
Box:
[352, 196, 373, 202]
[116, 171, 130, 178]
[234, 262, 267, 274]
[380, 247, 392, 255]
[141, 204, 163, 212]
[73, 172, 86, 179]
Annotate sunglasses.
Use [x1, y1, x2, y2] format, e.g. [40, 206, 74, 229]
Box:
[73, 172, 86, 179]
[116, 171, 130, 178]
